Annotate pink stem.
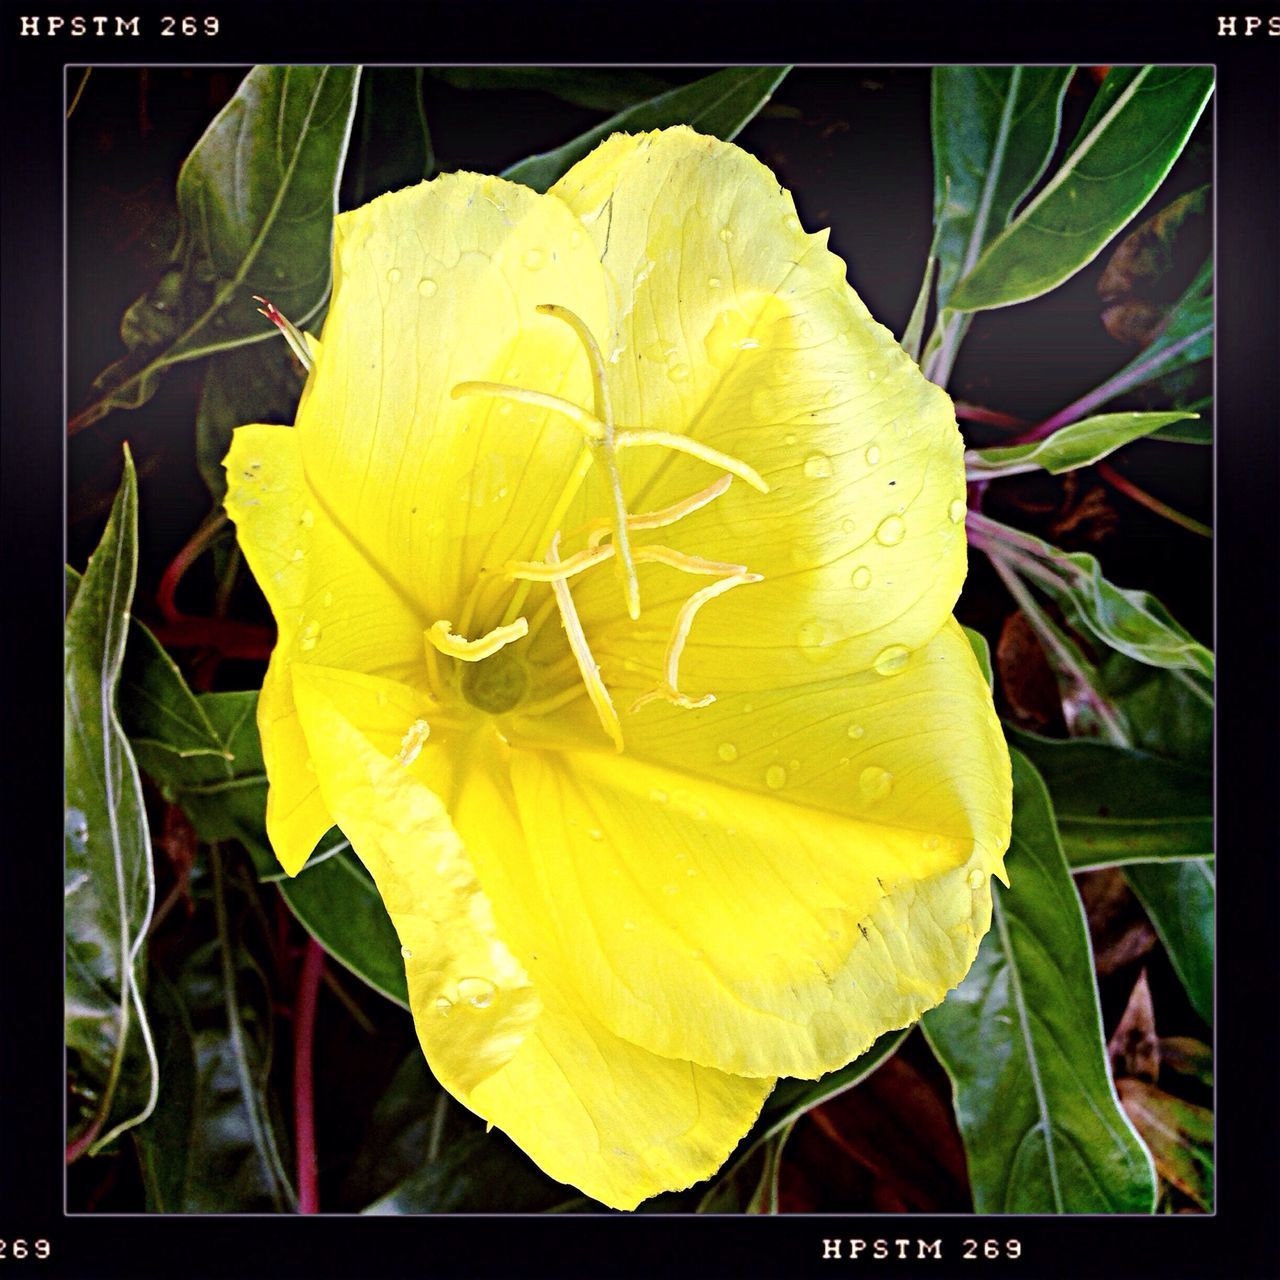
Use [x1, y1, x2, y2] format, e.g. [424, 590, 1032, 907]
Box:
[293, 937, 325, 1214]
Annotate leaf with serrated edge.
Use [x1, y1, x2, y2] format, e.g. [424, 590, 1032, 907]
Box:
[948, 68, 1213, 311]
[65, 447, 159, 1152]
[74, 67, 360, 432]
[502, 67, 790, 194]
[922, 752, 1156, 1212]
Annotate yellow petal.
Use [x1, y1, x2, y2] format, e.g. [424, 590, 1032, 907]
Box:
[550, 129, 967, 688]
[291, 664, 771, 1209]
[296, 175, 612, 630]
[223, 424, 427, 873]
[501, 619, 1010, 1079]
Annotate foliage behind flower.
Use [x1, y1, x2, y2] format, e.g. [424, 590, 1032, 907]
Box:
[224, 127, 1011, 1208]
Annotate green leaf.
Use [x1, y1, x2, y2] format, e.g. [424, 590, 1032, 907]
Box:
[1125, 861, 1213, 1025]
[345, 68, 434, 208]
[697, 1028, 908, 1211]
[948, 68, 1213, 311]
[196, 340, 306, 503]
[348, 1052, 569, 1212]
[1010, 729, 1211, 869]
[65, 447, 159, 1152]
[75, 66, 360, 432]
[984, 519, 1213, 677]
[1118, 1079, 1213, 1210]
[1099, 655, 1212, 766]
[502, 67, 790, 194]
[931, 67, 1074, 312]
[278, 851, 408, 1008]
[967, 411, 1199, 478]
[434, 67, 673, 113]
[922, 751, 1156, 1212]
[963, 624, 994, 688]
[134, 849, 295, 1211]
[1158, 1036, 1212, 1087]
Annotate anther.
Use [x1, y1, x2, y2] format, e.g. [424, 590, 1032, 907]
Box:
[427, 617, 529, 662]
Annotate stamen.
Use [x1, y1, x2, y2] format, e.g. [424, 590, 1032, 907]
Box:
[630, 573, 763, 714]
[254, 296, 313, 372]
[507, 544, 614, 582]
[427, 617, 529, 662]
[586, 475, 732, 548]
[546, 533, 624, 752]
[615, 431, 770, 494]
[449, 382, 605, 442]
[537, 303, 640, 621]
[634, 546, 748, 577]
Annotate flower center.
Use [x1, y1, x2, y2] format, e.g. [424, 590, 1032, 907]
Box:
[435, 304, 768, 751]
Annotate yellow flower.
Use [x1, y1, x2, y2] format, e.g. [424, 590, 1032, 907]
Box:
[224, 127, 1012, 1210]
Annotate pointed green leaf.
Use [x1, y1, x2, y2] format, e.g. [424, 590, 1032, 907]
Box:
[948, 68, 1213, 311]
[1125, 860, 1213, 1025]
[65, 447, 159, 1152]
[931, 67, 1074, 311]
[434, 67, 673, 113]
[922, 751, 1156, 1212]
[75, 66, 360, 432]
[502, 67, 790, 194]
[1118, 1079, 1213, 1209]
[1010, 729, 1211, 869]
[134, 849, 295, 1211]
[967, 411, 1199, 479]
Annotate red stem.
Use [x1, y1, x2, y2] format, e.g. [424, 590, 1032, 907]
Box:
[156, 512, 227, 625]
[293, 936, 325, 1214]
[953, 402, 1029, 431]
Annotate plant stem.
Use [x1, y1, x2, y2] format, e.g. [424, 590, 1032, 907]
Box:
[156, 510, 228, 624]
[954, 402, 1029, 430]
[294, 936, 325, 1214]
[1097, 462, 1212, 538]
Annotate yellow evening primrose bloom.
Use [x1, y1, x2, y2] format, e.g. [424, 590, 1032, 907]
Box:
[224, 127, 1012, 1211]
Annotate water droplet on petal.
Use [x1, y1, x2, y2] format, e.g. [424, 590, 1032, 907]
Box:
[847, 723, 865, 739]
[386, 267, 402, 285]
[435, 997, 453, 1016]
[719, 225, 734, 242]
[588, 827, 604, 842]
[865, 444, 882, 466]
[521, 247, 545, 271]
[703, 309, 760, 367]
[859, 765, 893, 801]
[623, 920, 637, 932]
[875, 515, 905, 546]
[717, 742, 738, 762]
[400, 946, 413, 959]
[662, 883, 679, 896]
[667, 362, 691, 383]
[708, 275, 722, 289]
[322, 591, 334, 608]
[867, 369, 878, 381]
[949, 498, 967, 524]
[784, 213, 802, 233]
[873, 644, 910, 676]
[851, 565, 872, 590]
[967, 868, 985, 890]
[798, 318, 814, 338]
[458, 976, 496, 1009]
[300, 508, 314, 528]
[299, 620, 321, 651]
[417, 277, 438, 297]
[650, 788, 669, 805]
[803, 452, 833, 480]
[765, 764, 787, 790]
[923, 835, 941, 850]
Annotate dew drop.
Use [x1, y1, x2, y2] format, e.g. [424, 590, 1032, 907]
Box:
[949, 498, 967, 524]
[865, 444, 881, 466]
[784, 213, 802, 233]
[662, 883, 679, 896]
[867, 369, 878, 381]
[717, 742, 738, 763]
[650, 788, 669, 805]
[873, 644, 910, 676]
[622, 920, 637, 932]
[785, 433, 798, 446]
[686, 867, 698, 877]
[667, 362, 691, 383]
[967, 868, 985, 890]
[291, 548, 305, 562]
[765, 764, 787, 790]
[923, 835, 941, 850]
[322, 591, 334, 608]
[400, 946, 413, 960]
[299, 620, 321, 651]
[859, 766, 893, 801]
[458, 976, 496, 1009]
[703, 309, 759, 367]
[386, 267, 402, 285]
[300, 508, 314, 528]
[719, 225, 734, 242]
[588, 827, 604, 842]
[798, 619, 833, 657]
[798, 319, 814, 339]
[841, 517, 856, 535]
[521, 247, 545, 271]
[803, 452, 833, 480]
[847, 723, 865, 739]
[875, 515, 905, 546]
[435, 997, 453, 1017]
[851, 565, 872, 591]
[569, 229, 583, 249]
[417, 277, 438, 297]
[708, 275, 722, 289]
